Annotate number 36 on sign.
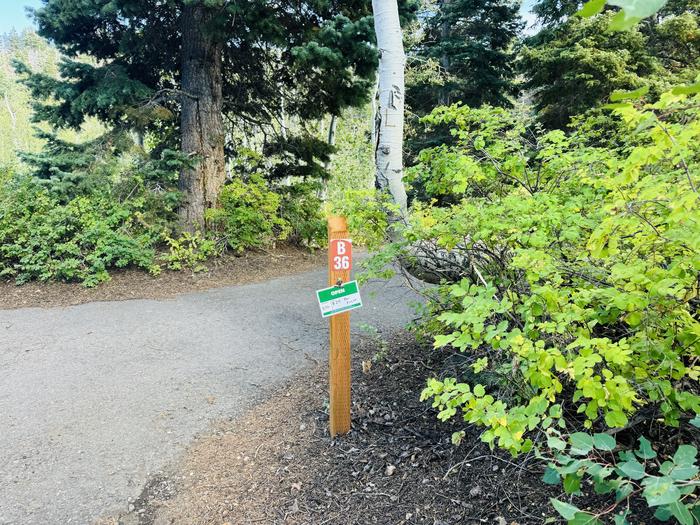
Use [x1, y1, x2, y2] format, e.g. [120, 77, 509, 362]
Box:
[330, 239, 352, 271]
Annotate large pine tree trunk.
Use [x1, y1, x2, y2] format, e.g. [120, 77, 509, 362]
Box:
[372, 0, 408, 221]
[179, 4, 226, 232]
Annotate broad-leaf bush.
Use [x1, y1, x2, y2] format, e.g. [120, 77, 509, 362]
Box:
[542, 429, 700, 523]
[0, 174, 162, 286]
[207, 175, 290, 253]
[161, 232, 216, 273]
[413, 90, 700, 454]
[278, 181, 326, 247]
[406, 89, 700, 522]
[330, 188, 397, 251]
[0, 146, 183, 285]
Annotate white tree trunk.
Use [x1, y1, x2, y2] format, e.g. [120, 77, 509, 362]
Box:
[370, 76, 379, 148]
[372, 0, 408, 220]
[4, 92, 16, 129]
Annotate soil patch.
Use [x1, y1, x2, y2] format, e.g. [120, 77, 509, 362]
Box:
[106, 333, 568, 525]
[0, 245, 325, 310]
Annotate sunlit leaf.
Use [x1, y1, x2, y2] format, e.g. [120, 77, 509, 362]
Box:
[577, 0, 606, 17]
[610, 85, 649, 101]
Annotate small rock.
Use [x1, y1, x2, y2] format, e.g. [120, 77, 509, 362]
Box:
[495, 517, 507, 525]
[385, 464, 396, 476]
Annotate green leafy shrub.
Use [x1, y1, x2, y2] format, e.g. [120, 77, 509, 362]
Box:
[207, 175, 290, 253]
[542, 428, 700, 524]
[397, 88, 700, 522]
[0, 175, 161, 286]
[415, 92, 700, 452]
[160, 232, 216, 273]
[278, 181, 326, 247]
[330, 188, 394, 251]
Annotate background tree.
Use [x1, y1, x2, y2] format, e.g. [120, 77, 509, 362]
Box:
[531, 0, 582, 26]
[413, 0, 522, 110]
[405, 0, 522, 161]
[519, 13, 659, 129]
[19, 0, 379, 231]
[521, 0, 700, 129]
[1, 31, 62, 167]
[373, 0, 409, 220]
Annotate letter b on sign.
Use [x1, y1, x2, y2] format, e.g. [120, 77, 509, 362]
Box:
[330, 239, 352, 271]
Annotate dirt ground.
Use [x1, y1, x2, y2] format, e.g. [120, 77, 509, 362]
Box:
[0, 245, 325, 309]
[103, 333, 569, 525]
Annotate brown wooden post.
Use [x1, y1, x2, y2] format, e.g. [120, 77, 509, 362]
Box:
[327, 216, 351, 436]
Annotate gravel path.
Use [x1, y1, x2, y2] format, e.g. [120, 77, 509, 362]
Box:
[0, 269, 419, 524]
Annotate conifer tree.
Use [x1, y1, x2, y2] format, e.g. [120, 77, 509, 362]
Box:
[522, 0, 700, 129]
[410, 0, 523, 113]
[404, 0, 522, 163]
[18, 0, 379, 231]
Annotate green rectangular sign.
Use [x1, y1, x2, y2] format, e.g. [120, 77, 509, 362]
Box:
[316, 280, 363, 318]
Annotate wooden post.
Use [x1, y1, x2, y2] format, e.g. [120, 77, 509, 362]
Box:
[327, 216, 351, 437]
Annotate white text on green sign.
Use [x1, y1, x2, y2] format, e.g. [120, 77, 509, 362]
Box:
[316, 280, 363, 318]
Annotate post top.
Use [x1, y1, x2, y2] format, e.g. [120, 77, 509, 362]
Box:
[327, 216, 348, 234]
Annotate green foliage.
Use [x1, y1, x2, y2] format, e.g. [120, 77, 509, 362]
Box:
[278, 182, 326, 247]
[405, 0, 522, 161]
[325, 105, 375, 204]
[0, 30, 104, 167]
[262, 133, 336, 182]
[0, 134, 181, 286]
[544, 433, 699, 524]
[520, 13, 661, 129]
[525, 0, 700, 129]
[412, 91, 700, 455]
[330, 188, 393, 251]
[0, 174, 161, 286]
[409, 0, 523, 110]
[19, 131, 185, 210]
[207, 175, 289, 253]
[219, 148, 326, 248]
[578, 0, 670, 30]
[161, 232, 216, 273]
[532, 0, 581, 27]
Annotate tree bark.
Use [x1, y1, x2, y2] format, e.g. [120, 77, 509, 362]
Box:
[319, 113, 338, 200]
[179, 4, 226, 232]
[3, 92, 16, 129]
[438, 0, 451, 105]
[327, 113, 337, 149]
[372, 0, 408, 221]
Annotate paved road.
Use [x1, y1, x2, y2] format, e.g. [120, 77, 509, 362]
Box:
[0, 269, 419, 524]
